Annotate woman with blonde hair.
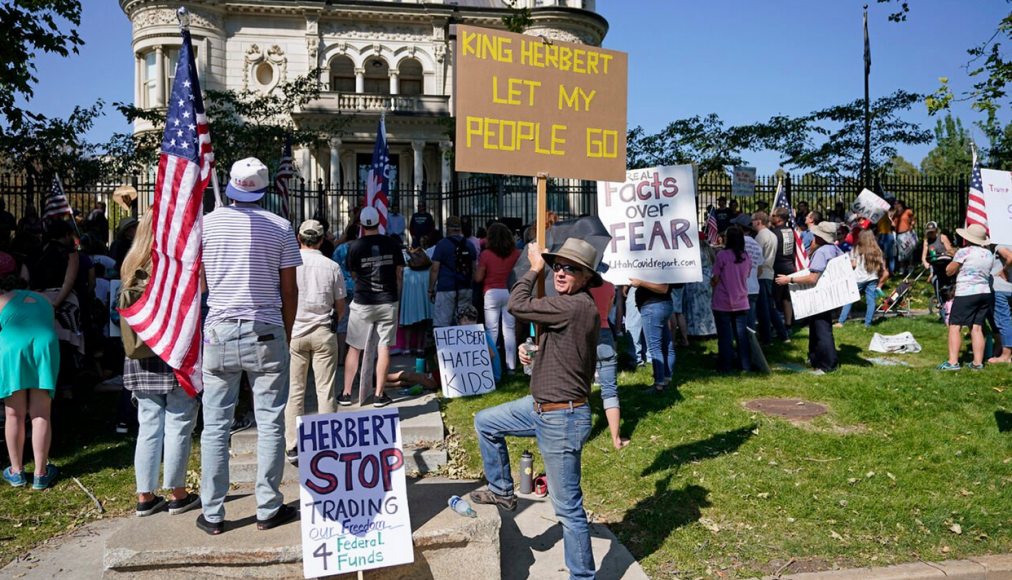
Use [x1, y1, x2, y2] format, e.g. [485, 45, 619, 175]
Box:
[118, 211, 201, 517]
[838, 229, 890, 328]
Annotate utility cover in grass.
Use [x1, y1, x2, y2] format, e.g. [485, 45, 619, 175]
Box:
[744, 398, 828, 421]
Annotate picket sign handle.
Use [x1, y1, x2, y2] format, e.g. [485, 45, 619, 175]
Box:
[535, 172, 548, 299]
[358, 571, 364, 580]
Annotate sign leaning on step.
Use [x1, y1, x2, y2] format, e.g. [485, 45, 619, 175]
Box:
[434, 324, 496, 398]
[297, 409, 413, 578]
[597, 164, 703, 285]
[788, 254, 860, 319]
[981, 168, 1012, 245]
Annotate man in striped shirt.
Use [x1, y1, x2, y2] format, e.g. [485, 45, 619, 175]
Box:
[197, 158, 302, 535]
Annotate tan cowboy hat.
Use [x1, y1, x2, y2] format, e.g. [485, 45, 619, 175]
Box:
[955, 223, 990, 246]
[810, 221, 839, 244]
[542, 238, 603, 288]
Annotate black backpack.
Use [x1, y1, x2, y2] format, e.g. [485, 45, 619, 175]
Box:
[451, 237, 473, 288]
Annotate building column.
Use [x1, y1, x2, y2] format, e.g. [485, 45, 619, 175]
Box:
[355, 67, 365, 93]
[329, 138, 342, 187]
[412, 140, 425, 193]
[439, 141, 453, 192]
[153, 45, 166, 107]
[134, 53, 142, 107]
[389, 70, 399, 95]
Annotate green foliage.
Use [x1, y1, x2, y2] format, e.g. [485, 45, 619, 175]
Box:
[501, 0, 533, 34]
[883, 154, 921, 178]
[920, 114, 973, 177]
[0, 101, 105, 186]
[626, 114, 750, 174]
[0, 0, 83, 131]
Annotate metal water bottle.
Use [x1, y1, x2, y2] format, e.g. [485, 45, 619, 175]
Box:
[519, 450, 534, 494]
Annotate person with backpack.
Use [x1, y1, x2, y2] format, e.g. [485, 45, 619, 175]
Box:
[429, 216, 477, 327]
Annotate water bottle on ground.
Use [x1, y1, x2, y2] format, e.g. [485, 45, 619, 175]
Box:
[519, 450, 534, 494]
[522, 338, 539, 375]
[448, 495, 477, 518]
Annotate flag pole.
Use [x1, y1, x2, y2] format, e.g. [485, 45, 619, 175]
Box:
[862, 4, 872, 188]
[55, 172, 83, 239]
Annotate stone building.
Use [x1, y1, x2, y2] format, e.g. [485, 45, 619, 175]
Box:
[120, 0, 608, 220]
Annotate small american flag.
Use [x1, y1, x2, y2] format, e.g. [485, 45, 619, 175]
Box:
[365, 116, 390, 234]
[705, 207, 719, 245]
[965, 146, 987, 232]
[773, 180, 809, 271]
[275, 135, 294, 222]
[43, 174, 73, 220]
[120, 16, 212, 397]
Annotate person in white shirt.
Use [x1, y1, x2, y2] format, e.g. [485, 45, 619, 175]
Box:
[284, 219, 346, 465]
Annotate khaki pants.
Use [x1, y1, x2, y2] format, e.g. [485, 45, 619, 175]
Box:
[285, 326, 339, 450]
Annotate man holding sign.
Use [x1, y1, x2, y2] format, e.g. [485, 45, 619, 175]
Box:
[471, 238, 601, 580]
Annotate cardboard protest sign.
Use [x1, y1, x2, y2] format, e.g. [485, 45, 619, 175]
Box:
[848, 189, 891, 224]
[789, 254, 859, 319]
[454, 25, 628, 182]
[433, 324, 495, 398]
[981, 168, 1012, 244]
[597, 165, 703, 285]
[297, 410, 412, 578]
[732, 166, 756, 197]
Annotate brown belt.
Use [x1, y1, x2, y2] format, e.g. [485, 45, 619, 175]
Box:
[534, 400, 587, 413]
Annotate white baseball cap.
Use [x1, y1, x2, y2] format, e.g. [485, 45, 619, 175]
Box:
[360, 206, 380, 228]
[226, 157, 269, 202]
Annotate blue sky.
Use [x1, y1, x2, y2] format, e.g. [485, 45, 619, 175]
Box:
[22, 0, 1009, 173]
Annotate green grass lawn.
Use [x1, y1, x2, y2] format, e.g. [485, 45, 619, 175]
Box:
[442, 315, 1012, 578]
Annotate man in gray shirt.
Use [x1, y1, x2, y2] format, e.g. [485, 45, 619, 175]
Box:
[752, 211, 789, 344]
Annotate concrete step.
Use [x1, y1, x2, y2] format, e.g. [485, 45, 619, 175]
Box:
[104, 478, 500, 579]
[229, 445, 448, 484]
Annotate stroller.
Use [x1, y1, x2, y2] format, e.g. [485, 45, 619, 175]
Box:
[928, 255, 955, 322]
[876, 267, 928, 318]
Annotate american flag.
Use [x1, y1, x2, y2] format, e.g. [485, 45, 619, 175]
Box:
[773, 180, 809, 271]
[120, 20, 212, 397]
[43, 174, 73, 220]
[965, 146, 987, 232]
[365, 116, 390, 234]
[275, 135, 294, 222]
[705, 207, 719, 245]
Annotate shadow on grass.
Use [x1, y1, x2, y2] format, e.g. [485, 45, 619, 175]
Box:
[47, 392, 135, 476]
[641, 425, 755, 477]
[996, 410, 1012, 433]
[838, 344, 873, 368]
[611, 476, 711, 562]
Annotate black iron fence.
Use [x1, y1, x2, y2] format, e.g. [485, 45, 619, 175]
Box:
[0, 170, 970, 243]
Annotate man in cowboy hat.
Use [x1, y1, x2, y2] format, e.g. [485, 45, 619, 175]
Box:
[776, 221, 843, 373]
[471, 237, 601, 580]
[940, 223, 997, 370]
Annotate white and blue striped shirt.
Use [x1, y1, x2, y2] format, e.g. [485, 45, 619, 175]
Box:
[202, 203, 302, 328]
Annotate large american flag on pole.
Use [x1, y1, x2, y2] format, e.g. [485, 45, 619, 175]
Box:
[965, 145, 987, 232]
[121, 13, 211, 397]
[275, 135, 294, 222]
[43, 174, 73, 220]
[365, 115, 390, 234]
[773, 179, 809, 271]
[705, 207, 719, 245]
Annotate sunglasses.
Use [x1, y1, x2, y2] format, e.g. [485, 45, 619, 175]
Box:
[551, 263, 583, 275]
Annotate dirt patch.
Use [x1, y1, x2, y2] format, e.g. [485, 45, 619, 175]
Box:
[743, 398, 828, 421]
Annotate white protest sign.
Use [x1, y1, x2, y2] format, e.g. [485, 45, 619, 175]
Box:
[981, 168, 1012, 244]
[297, 409, 413, 578]
[789, 254, 860, 319]
[433, 324, 495, 398]
[848, 188, 891, 224]
[597, 164, 703, 285]
[732, 166, 757, 197]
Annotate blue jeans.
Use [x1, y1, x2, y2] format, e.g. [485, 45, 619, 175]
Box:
[639, 300, 675, 385]
[838, 280, 877, 327]
[714, 310, 751, 372]
[747, 294, 758, 330]
[994, 290, 1012, 348]
[134, 387, 199, 493]
[623, 289, 646, 364]
[757, 279, 788, 343]
[200, 320, 290, 523]
[474, 396, 595, 579]
[596, 329, 618, 410]
[878, 233, 896, 274]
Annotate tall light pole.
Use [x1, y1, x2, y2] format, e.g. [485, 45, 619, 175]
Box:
[863, 5, 872, 186]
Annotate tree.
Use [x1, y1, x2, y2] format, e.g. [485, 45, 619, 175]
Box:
[626, 114, 750, 174]
[883, 154, 921, 178]
[0, 0, 83, 131]
[920, 114, 973, 177]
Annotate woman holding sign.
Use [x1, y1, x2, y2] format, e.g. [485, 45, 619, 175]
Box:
[776, 222, 843, 373]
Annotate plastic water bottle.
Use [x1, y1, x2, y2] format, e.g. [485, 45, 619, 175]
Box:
[522, 338, 539, 376]
[448, 495, 477, 518]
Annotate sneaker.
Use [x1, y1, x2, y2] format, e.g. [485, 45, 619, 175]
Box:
[937, 361, 961, 371]
[167, 493, 201, 515]
[469, 488, 517, 511]
[196, 514, 224, 535]
[285, 448, 299, 466]
[136, 495, 167, 517]
[3, 467, 25, 488]
[257, 504, 298, 531]
[115, 422, 129, 435]
[968, 363, 985, 371]
[833, 322, 844, 328]
[230, 414, 254, 434]
[32, 465, 59, 490]
[337, 393, 353, 407]
[373, 393, 393, 408]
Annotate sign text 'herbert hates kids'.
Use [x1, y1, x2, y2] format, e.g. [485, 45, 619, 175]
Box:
[454, 25, 628, 182]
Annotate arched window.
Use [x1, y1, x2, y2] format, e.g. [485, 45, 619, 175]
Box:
[399, 58, 423, 96]
[363, 56, 389, 94]
[329, 55, 355, 92]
